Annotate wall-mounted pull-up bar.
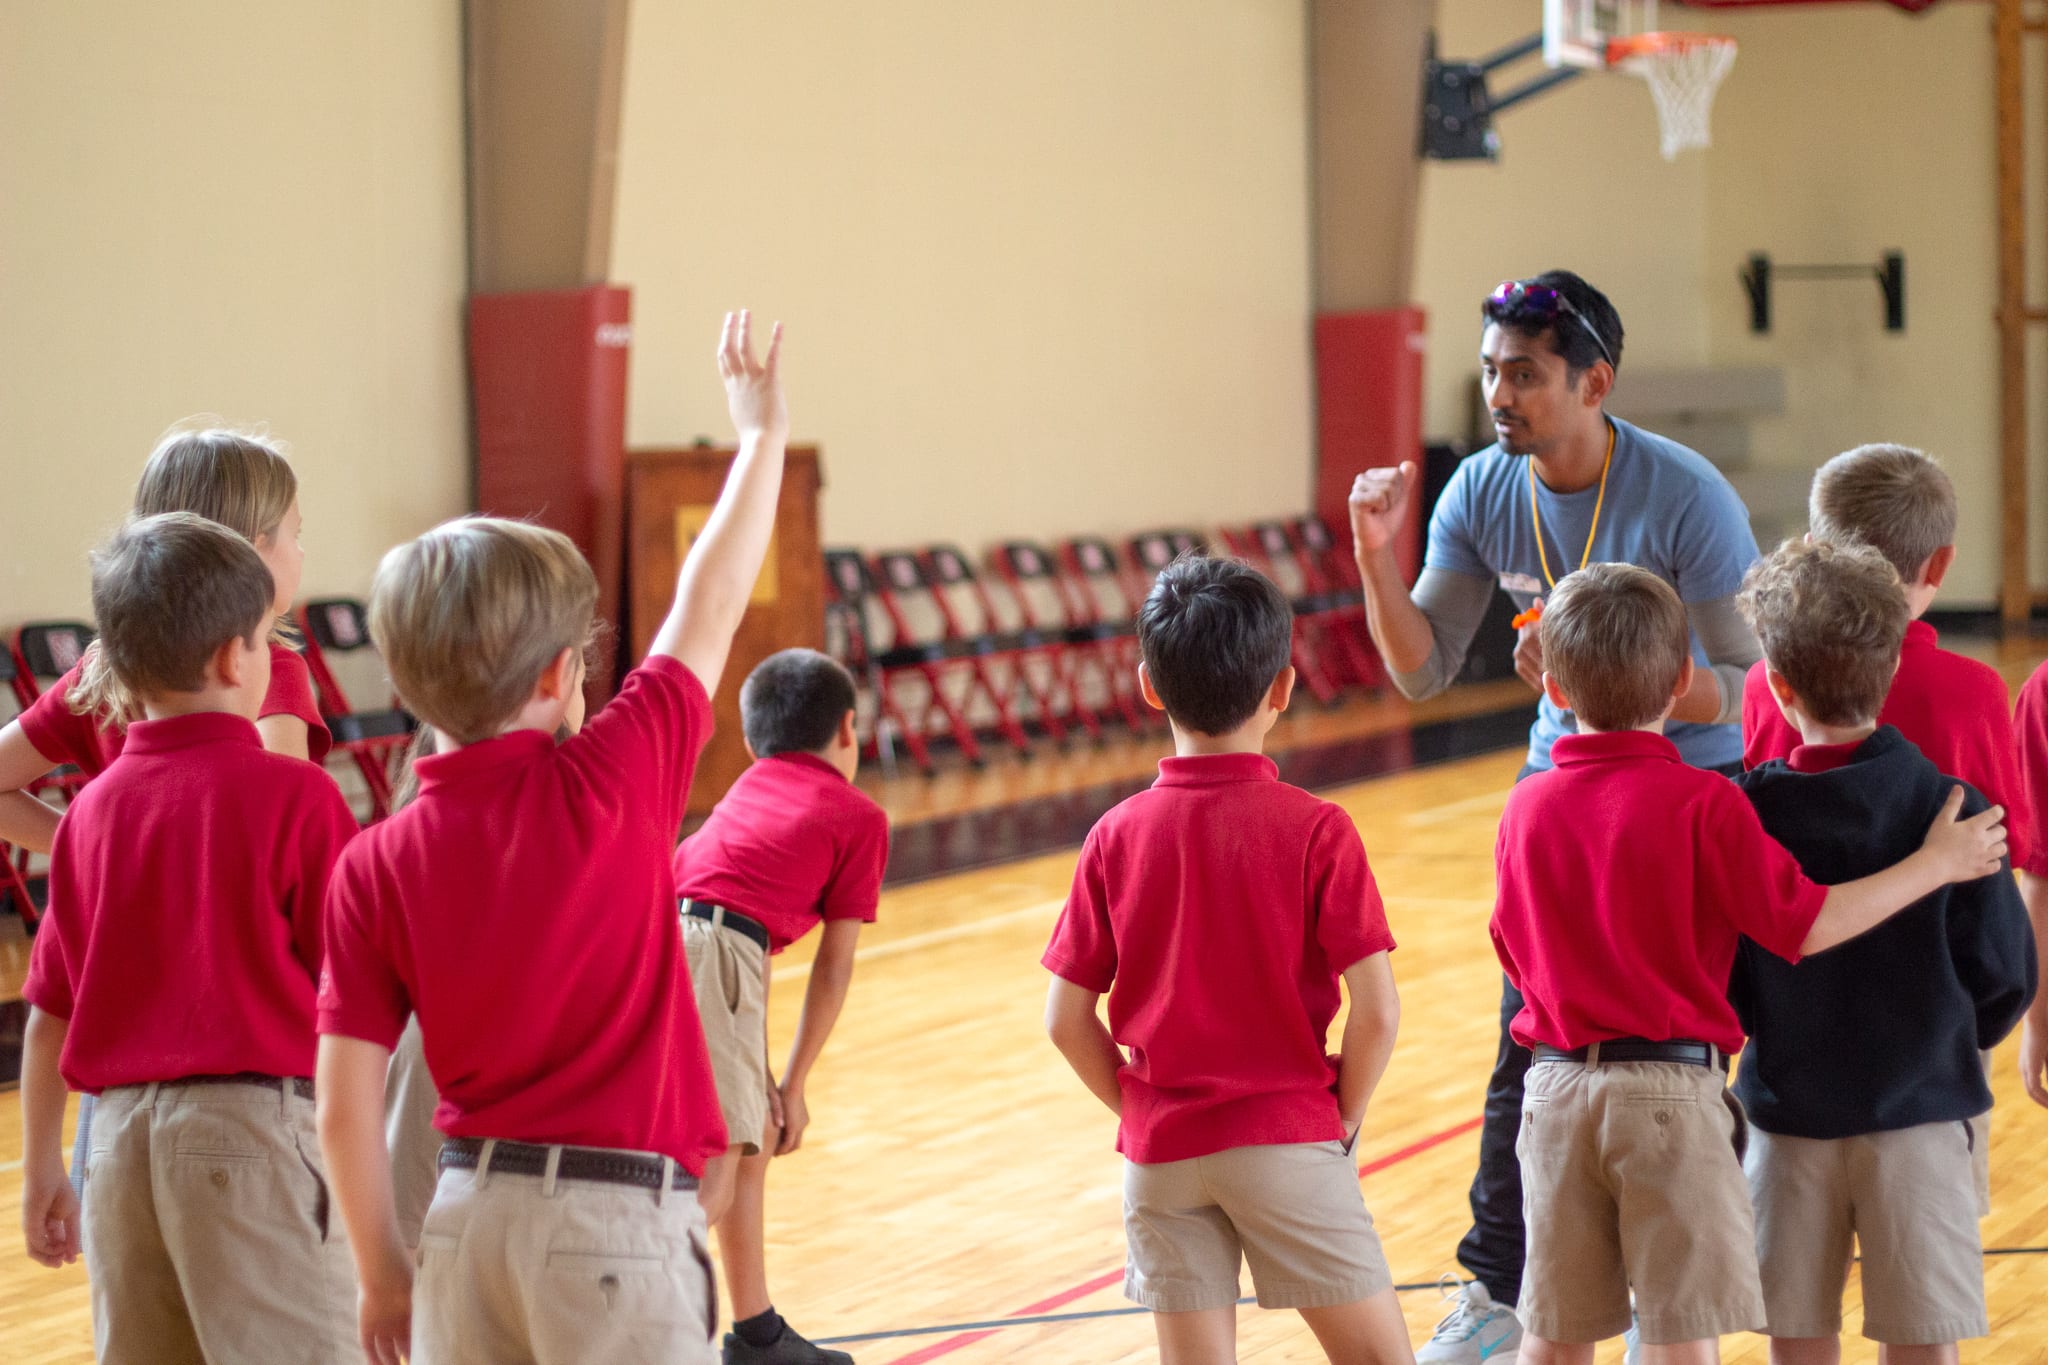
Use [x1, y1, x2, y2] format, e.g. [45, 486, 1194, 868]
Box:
[1740, 251, 1905, 334]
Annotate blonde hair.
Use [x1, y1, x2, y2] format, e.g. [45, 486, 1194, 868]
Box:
[1737, 538, 1908, 728]
[89, 513, 274, 702]
[1808, 443, 1956, 585]
[369, 517, 598, 745]
[70, 423, 301, 726]
[1540, 563, 1691, 731]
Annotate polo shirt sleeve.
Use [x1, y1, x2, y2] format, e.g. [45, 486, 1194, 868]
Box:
[1959, 670, 2033, 875]
[821, 802, 890, 924]
[1042, 833, 1116, 993]
[1703, 784, 1826, 963]
[570, 654, 715, 840]
[21, 888, 74, 1020]
[1310, 809, 1396, 974]
[1421, 460, 1491, 580]
[1668, 476, 1759, 604]
[284, 774, 360, 981]
[316, 846, 412, 1049]
[263, 645, 332, 764]
[15, 662, 109, 773]
[2019, 662, 2048, 879]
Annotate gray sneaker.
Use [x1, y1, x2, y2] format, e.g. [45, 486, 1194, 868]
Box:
[1415, 1277, 1522, 1364]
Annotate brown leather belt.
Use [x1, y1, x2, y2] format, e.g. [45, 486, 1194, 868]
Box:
[681, 898, 771, 952]
[131, 1072, 316, 1100]
[1532, 1038, 1729, 1072]
[440, 1137, 700, 1192]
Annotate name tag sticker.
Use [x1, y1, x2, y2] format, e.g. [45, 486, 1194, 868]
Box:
[1499, 571, 1544, 595]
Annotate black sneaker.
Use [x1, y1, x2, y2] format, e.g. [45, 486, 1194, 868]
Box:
[721, 1324, 854, 1365]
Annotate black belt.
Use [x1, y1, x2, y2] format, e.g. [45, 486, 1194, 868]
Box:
[129, 1073, 316, 1101]
[681, 898, 770, 952]
[1533, 1038, 1729, 1072]
[440, 1137, 700, 1192]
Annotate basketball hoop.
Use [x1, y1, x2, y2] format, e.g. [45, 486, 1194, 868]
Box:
[1607, 32, 1737, 161]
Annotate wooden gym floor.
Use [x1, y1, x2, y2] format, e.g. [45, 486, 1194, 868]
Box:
[5, 642, 2048, 1362]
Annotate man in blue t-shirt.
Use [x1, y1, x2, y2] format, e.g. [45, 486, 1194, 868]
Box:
[1348, 271, 1763, 1363]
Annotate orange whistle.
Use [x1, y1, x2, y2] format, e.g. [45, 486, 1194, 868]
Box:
[1511, 604, 1543, 631]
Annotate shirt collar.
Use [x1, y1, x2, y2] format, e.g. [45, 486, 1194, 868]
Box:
[1903, 618, 1937, 651]
[120, 711, 263, 755]
[1549, 730, 1682, 768]
[762, 751, 848, 783]
[1154, 752, 1279, 787]
[1787, 740, 1865, 774]
[415, 729, 556, 792]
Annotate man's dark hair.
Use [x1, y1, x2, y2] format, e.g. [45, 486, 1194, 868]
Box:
[1481, 269, 1625, 380]
[1136, 555, 1293, 736]
[741, 648, 857, 756]
[90, 511, 273, 700]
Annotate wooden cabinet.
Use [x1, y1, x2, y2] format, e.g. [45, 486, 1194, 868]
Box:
[624, 445, 823, 816]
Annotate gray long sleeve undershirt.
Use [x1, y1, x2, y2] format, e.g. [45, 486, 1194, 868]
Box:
[1387, 567, 1760, 727]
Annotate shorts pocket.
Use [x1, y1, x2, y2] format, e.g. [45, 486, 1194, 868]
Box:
[1723, 1089, 1750, 1163]
[545, 1250, 690, 1325]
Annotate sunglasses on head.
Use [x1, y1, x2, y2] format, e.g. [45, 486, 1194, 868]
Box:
[1488, 280, 1615, 368]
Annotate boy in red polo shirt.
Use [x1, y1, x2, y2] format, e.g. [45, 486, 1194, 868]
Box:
[2017, 662, 2048, 1107]
[1494, 563, 2007, 1361]
[18, 511, 361, 1364]
[1041, 555, 1412, 1365]
[314, 312, 787, 1365]
[673, 647, 888, 1365]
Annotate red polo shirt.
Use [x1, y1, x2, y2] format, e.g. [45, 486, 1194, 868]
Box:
[1492, 730, 1826, 1055]
[1742, 621, 2031, 868]
[2016, 660, 2048, 879]
[317, 656, 727, 1172]
[673, 752, 889, 953]
[22, 711, 357, 1091]
[18, 644, 333, 776]
[1041, 752, 1397, 1164]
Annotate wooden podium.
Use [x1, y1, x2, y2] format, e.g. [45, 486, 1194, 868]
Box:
[625, 445, 824, 816]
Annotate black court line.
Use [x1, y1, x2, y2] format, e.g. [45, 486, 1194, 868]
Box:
[881, 702, 1537, 887]
[817, 1248, 2048, 1347]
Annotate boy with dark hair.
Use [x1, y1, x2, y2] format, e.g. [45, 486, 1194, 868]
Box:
[315, 312, 786, 1365]
[674, 647, 889, 1365]
[1493, 562, 2007, 1362]
[19, 511, 362, 1363]
[1730, 539, 2034, 1360]
[1042, 555, 1413, 1365]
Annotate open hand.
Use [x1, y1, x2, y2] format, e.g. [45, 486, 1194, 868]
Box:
[1348, 462, 1418, 557]
[1920, 787, 2007, 884]
[719, 310, 787, 445]
[20, 1163, 80, 1268]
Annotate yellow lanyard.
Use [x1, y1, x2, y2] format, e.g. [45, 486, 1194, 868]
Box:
[1529, 423, 1615, 590]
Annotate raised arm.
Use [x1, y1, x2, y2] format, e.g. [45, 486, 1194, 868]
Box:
[650, 312, 790, 695]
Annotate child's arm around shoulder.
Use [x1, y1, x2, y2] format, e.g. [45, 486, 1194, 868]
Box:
[1796, 786, 2007, 957]
[647, 312, 788, 697]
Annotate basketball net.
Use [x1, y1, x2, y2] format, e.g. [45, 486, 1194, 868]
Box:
[1609, 33, 1737, 161]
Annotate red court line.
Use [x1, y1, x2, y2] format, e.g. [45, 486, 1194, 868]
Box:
[885, 1115, 1485, 1364]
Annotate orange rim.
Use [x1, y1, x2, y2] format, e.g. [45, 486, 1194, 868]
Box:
[1605, 31, 1736, 64]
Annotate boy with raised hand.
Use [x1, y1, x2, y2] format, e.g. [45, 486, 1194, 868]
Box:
[674, 647, 889, 1365]
[1492, 562, 2005, 1364]
[1730, 539, 2033, 1362]
[1042, 555, 1413, 1365]
[315, 311, 787, 1365]
[19, 511, 361, 1364]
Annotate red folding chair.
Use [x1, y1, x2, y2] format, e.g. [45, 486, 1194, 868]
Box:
[1291, 515, 1385, 690]
[296, 599, 416, 822]
[821, 549, 899, 775]
[1216, 523, 1346, 704]
[0, 648, 47, 931]
[990, 541, 1141, 744]
[865, 549, 1030, 770]
[921, 543, 1069, 747]
[1054, 537, 1154, 735]
[10, 621, 100, 805]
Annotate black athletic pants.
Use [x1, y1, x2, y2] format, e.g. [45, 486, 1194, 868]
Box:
[1457, 756, 1744, 1305]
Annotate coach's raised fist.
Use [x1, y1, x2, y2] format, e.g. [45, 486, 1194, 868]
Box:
[1348, 462, 1418, 556]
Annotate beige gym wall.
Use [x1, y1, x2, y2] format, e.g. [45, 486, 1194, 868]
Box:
[1705, 1, 2023, 607]
[612, 1, 1316, 555]
[0, 4, 470, 621]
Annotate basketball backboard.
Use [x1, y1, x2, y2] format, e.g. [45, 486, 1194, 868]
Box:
[1544, 0, 1660, 68]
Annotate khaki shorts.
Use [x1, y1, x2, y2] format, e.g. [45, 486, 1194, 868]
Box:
[682, 914, 771, 1154]
[83, 1079, 358, 1365]
[416, 1158, 716, 1365]
[387, 1015, 444, 1248]
[1748, 1121, 1986, 1344]
[1518, 1056, 1763, 1345]
[1122, 1137, 1392, 1312]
